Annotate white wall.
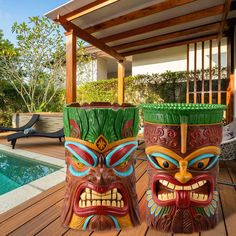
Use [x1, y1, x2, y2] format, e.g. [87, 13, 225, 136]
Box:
[132, 39, 227, 76]
[132, 46, 187, 75]
[97, 58, 108, 80]
[77, 59, 97, 85]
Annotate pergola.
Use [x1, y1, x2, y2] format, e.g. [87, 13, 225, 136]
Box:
[46, 0, 236, 115]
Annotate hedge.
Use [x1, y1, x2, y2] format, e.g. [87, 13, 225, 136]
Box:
[77, 67, 228, 105]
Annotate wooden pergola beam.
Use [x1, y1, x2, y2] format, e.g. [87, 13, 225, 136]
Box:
[65, 31, 77, 104]
[100, 4, 224, 43]
[113, 22, 220, 52]
[121, 34, 220, 57]
[118, 61, 125, 104]
[58, 16, 125, 62]
[59, 0, 119, 22]
[218, 0, 232, 42]
[85, 0, 196, 33]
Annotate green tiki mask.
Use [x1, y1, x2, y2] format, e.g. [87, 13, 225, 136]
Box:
[62, 103, 140, 231]
[141, 103, 225, 233]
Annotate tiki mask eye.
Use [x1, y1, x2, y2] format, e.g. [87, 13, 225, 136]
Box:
[65, 141, 98, 167]
[106, 141, 138, 177]
[147, 152, 179, 170]
[190, 158, 210, 170]
[188, 153, 218, 170]
[65, 141, 98, 177]
[72, 156, 85, 169]
[154, 157, 176, 170]
[118, 156, 129, 168]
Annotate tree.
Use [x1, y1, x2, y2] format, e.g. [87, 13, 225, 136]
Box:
[0, 16, 66, 112]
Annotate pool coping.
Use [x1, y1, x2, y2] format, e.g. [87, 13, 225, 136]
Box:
[0, 144, 66, 214]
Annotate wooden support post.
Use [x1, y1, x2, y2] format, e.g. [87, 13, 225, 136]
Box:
[226, 74, 234, 123]
[218, 40, 221, 104]
[209, 40, 213, 104]
[65, 31, 77, 104]
[194, 43, 197, 104]
[186, 44, 190, 103]
[118, 61, 125, 105]
[201, 41, 205, 103]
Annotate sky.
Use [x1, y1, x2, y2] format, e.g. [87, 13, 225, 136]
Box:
[0, 0, 68, 45]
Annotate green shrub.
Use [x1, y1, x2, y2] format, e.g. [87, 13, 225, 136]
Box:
[77, 76, 163, 104]
[77, 67, 228, 105]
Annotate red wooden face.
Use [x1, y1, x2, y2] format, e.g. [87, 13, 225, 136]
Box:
[144, 123, 222, 233]
[62, 140, 140, 230]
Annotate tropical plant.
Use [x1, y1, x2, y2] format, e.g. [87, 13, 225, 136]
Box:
[0, 17, 66, 112]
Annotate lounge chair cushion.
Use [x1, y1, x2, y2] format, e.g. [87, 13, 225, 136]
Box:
[222, 124, 234, 142]
[23, 128, 36, 135]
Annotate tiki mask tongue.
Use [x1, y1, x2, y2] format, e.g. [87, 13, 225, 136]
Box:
[176, 191, 190, 208]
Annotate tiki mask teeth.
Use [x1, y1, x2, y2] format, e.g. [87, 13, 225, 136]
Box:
[159, 179, 207, 191]
[74, 183, 129, 217]
[152, 174, 213, 207]
[79, 188, 124, 208]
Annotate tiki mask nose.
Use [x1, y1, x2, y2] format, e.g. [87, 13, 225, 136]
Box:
[174, 160, 192, 184]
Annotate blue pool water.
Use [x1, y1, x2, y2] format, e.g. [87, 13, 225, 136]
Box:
[0, 151, 60, 195]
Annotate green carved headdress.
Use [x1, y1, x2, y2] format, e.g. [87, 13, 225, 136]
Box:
[141, 103, 226, 125]
[64, 103, 139, 144]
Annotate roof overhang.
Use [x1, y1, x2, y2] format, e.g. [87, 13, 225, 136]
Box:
[45, 0, 236, 60]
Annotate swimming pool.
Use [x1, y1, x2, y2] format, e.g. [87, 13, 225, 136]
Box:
[0, 145, 66, 213]
[0, 151, 60, 195]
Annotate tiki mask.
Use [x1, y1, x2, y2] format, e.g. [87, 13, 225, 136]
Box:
[62, 103, 140, 231]
[142, 103, 225, 233]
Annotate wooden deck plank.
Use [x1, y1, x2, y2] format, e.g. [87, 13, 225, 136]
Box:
[0, 182, 65, 224]
[0, 138, 235, 236]
[218, 162, 236, 236]
[9, 201, 63, 236]
[225, 160, 236, 184]
[35, 217, 71, 236]
[7, 158, 147, 236]
[0, 188, 65, 235]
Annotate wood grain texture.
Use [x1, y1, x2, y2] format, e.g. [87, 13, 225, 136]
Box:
[118, 61, 125, 104]
[100, 5, 224, 43]
[201, 41, 205, 104]
[113, 22, 220, 52]
[64, 0, 119, 21]
[61, 18, 125, 61]
[0, 140, 233, 236]
[194, 43, 197, 104]
[65, 31, 77, 104]
[186, 44, 190, 103]
[209, 40, 213, 104]
[85, 0, 196, 33]
[218, 41, 222, 104]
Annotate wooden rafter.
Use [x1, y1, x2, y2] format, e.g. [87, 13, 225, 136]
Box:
[100, 4, 224, 43]
[121, 34, 220, 57]
[218, 0, 232, 42]
[58, 16, 125, 61]
[59, 0, 119, 22]
[85, 0, 196, 33]
[113, 22, 220, 51]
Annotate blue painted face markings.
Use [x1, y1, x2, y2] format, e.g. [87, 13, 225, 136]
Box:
[65, 141, 138, 177]
[148, 150, 218, 171]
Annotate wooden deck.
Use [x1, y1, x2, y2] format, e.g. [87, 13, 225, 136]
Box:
[0, 138, 235, 236]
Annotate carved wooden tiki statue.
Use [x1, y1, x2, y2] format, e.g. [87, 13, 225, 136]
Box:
[142, 103, 225, 233]
[62, 103, 140, 231]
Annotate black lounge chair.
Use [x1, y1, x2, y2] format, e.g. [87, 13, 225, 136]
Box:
[0, 114, 40, 132]
[7, 128, 64, 149]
